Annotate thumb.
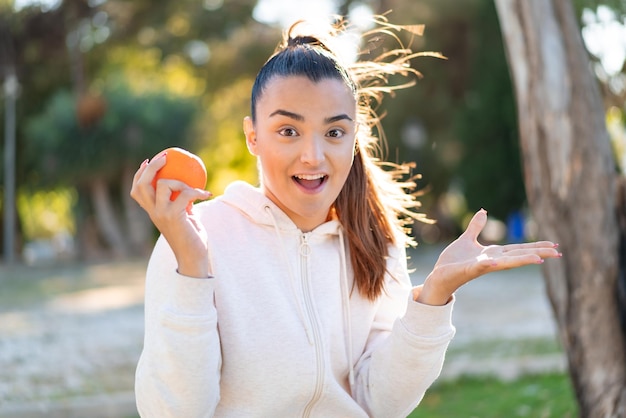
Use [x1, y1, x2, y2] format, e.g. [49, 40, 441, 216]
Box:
[461, 209, 488, 241]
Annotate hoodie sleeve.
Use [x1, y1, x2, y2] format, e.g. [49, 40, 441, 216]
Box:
[351, 243, 456, 418]
[135, 235, 221, 418]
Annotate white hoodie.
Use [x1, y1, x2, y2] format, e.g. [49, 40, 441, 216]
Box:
[135, 181, 455, 418]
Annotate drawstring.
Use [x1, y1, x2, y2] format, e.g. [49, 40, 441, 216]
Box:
[338, 228, 355, 389]
[264, 204, 354, 388]
[264, 205, 314, 345]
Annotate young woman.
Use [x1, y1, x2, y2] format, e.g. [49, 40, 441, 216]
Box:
[130, 19, 560, 418]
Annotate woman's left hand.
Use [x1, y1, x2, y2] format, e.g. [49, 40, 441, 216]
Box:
[415, 209, 561, 306]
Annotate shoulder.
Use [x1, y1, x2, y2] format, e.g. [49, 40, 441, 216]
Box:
[191, 181, 258, 217]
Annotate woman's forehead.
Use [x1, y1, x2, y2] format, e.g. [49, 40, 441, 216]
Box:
[256, 75, 357, 113]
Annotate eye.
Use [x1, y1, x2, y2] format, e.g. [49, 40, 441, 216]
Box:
[326, 128, 345, 138]
[278, 127, 298, 137]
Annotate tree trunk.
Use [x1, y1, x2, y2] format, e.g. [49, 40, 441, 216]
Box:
[495, 0, 626, 416]
[89, 177, 129, 258]
[122, 163, 153, 256]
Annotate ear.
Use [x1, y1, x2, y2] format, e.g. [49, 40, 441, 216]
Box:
[243, 116, 258, 156]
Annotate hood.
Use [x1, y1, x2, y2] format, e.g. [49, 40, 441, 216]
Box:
[219, 180, 342, 236]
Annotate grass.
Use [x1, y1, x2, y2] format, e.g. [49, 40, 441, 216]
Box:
[0, 259, 146, 309]
[447, 336, 563, 359]
[409, 372, 577, 418]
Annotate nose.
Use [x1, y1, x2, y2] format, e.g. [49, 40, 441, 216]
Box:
[300, 135, 325, 166]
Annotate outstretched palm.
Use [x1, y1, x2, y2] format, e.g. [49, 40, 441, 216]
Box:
[418, 210, 561, 305]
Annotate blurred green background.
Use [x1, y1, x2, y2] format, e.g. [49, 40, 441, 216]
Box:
[1, 0, 625, 262]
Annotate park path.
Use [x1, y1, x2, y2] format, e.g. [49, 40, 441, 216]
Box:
[0, 245, 565, 417]
[409, 245, 566, 381]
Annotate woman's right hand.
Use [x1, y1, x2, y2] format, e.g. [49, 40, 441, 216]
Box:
[130, 152, 213, 278]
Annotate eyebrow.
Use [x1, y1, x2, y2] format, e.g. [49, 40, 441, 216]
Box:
[269, 109, 353, 124]
[324, 114, 354, 124]
[269, 109, 303, 121]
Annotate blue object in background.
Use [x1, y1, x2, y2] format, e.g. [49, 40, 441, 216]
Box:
[507, 210, 525, 243]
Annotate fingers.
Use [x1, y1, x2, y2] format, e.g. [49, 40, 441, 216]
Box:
[502, 241, 558, 251]
[155, 178, 211, 207]
[144, 151, 168, 181]
[500, 241, 562, 260]
[132, 158, 149, 184]
[130, 153, 211, 217]
[501, 247, 561, 260]
[461, 210, 562, 260]
[477, 246, 562, 274]
[130, 153, 167, 206]
[151, 179, 210, 221]
[461, 209, 488, 242]
[131, 154, 166, 194]
[486, 253, 546, 271]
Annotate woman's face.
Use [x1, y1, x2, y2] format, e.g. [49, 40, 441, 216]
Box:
[244, 75, 357, 232]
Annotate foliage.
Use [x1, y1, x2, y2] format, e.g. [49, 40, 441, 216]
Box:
[573, 0, 626, 18]
[453, 1, 525, 221]
[409, 373, 577, 418]
[366, 1, 524, 232]
[7, 0, 626, 251]
[17, 188, 76, 239]
[198, 78, 259, 195]
[607, 105, 626, 173]
[3, 0, 280, 252]
[3, 0, 540, 245]
[24, 83, 198, 187]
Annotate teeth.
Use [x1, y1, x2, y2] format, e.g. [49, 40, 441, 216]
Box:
[294, 174, 325, 180]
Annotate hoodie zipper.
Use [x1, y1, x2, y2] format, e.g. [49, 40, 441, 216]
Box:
[300, 233, 325, 417]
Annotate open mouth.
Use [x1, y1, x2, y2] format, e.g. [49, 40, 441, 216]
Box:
[293, 174, 327, 190]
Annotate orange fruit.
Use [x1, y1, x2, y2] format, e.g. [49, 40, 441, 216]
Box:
[151, 147, 207, 202]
